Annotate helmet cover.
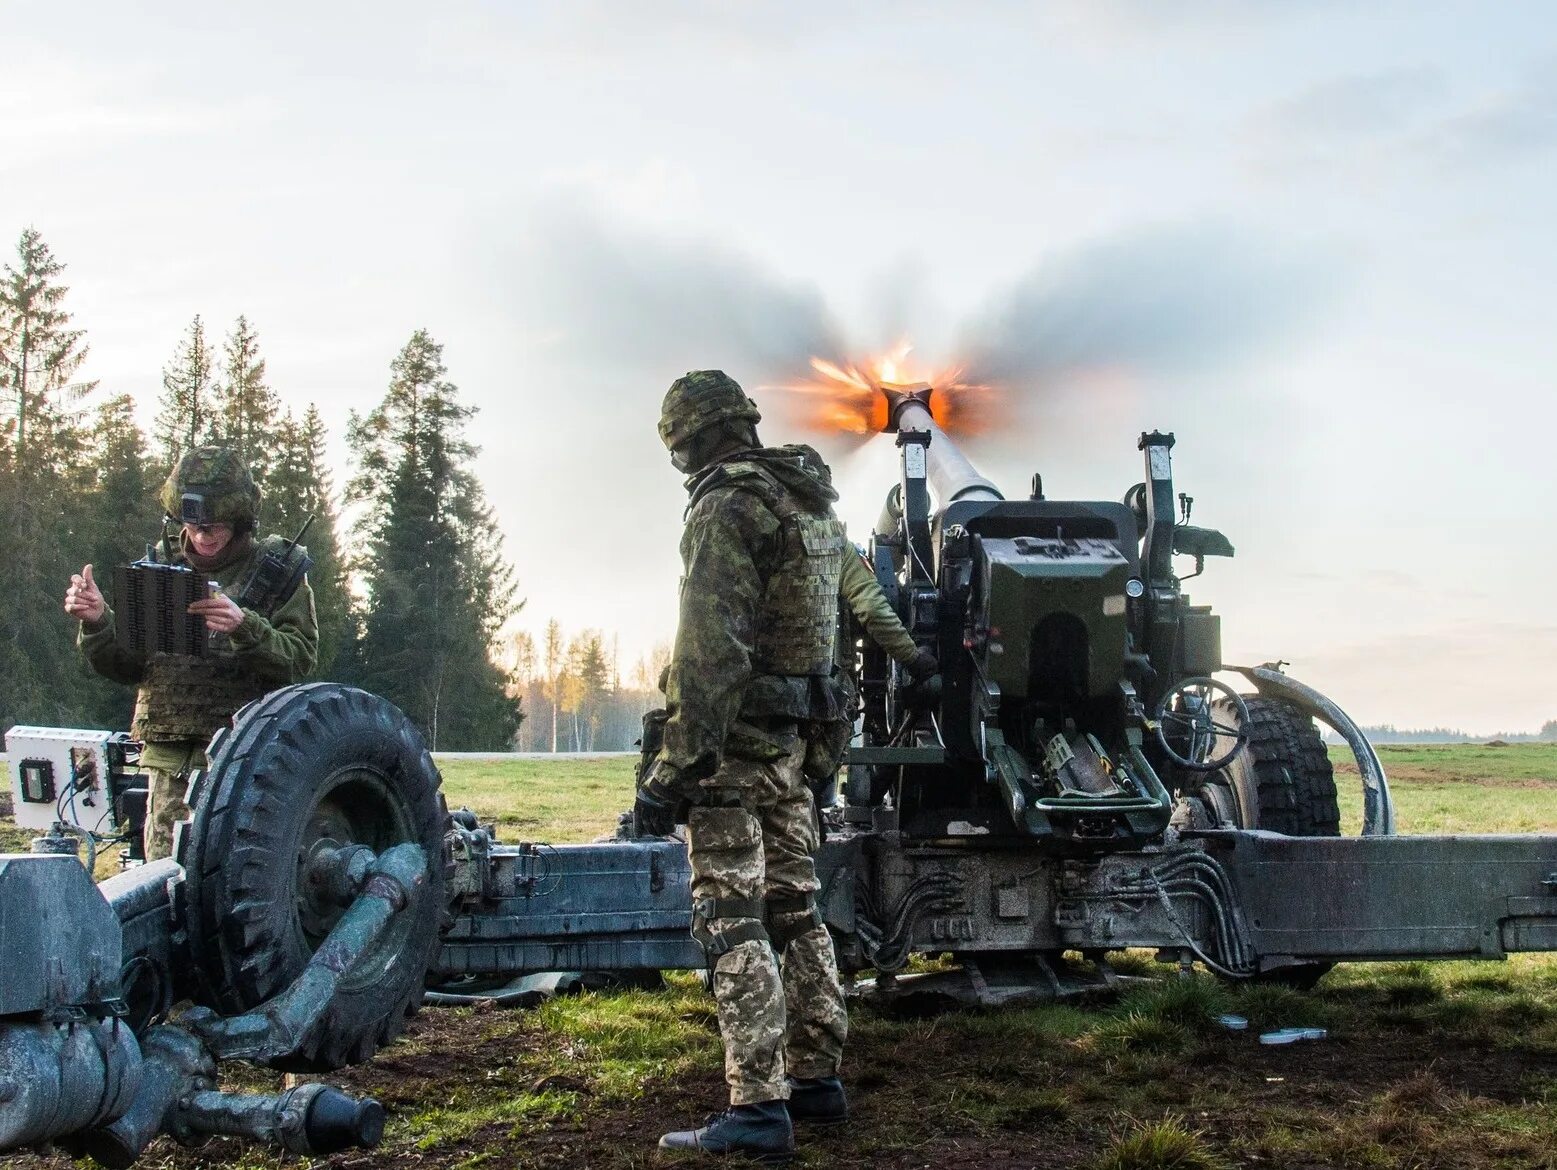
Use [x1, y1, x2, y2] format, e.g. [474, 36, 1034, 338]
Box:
[159, 445, 260, 528]
[658, 370, 762, 451]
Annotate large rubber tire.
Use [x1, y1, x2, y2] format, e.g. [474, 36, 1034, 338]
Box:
[1215, 695, 1339, 836]
[177, 683, 449, 1071]
[1212, 694, 1338, 989]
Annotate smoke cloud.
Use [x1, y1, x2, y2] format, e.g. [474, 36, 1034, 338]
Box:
[962, 221, 1331, 388]
[505, 201, 843, 385]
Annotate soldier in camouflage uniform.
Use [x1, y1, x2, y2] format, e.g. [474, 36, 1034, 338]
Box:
[64, 447, 318, 861]
[636, 372, 851, 1161]
[786, 444, 939, 789]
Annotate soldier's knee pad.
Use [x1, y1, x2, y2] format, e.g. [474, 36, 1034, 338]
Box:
[766, 893, 823, 953]
[691, 895, 771, 964]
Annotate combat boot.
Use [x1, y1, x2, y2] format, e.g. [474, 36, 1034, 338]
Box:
[658, 1100, 794, 1162]
[784, 1075, 848, 1124]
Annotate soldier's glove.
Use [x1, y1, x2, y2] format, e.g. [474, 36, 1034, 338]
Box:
[906, 648, 940, 683]
[634, 761, 690, 838]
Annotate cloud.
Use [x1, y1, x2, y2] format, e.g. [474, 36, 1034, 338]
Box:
[1246, 60, 1557, 175]
[1425, 66, 1557, 164]
[1037, 0, 1338, 42]
[0, 43, 280, 152]
[959, 221, 1336, 387]
[1254, 68, 1448, 142]
[499, 199, 843, 383]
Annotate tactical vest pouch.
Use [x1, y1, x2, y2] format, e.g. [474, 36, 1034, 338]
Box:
[724, 720, 797, 764]
[802, 719, 851, 784]
[753, 510, 847, 677]
[233, 537, 312, 613]
[131, 655, 272, 743]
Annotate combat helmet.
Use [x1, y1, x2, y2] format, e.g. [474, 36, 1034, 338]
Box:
[159, 445, 261, 531]
[658, 370, 762, 451]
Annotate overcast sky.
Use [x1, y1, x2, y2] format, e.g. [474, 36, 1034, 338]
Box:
[5, 1, 1554, 732]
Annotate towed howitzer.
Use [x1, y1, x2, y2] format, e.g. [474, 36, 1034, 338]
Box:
[4, 391, 1556, 1162]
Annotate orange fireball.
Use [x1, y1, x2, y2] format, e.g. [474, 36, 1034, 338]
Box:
[772, 342, 995, 438]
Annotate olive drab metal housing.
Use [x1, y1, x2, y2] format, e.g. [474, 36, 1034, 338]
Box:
[5, 387, 1557, 1164]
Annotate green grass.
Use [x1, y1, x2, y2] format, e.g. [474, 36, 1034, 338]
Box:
[1093, 1116, 1230, 1170]
[437, 756, 635, 844]
[1331, 741, 1557, 835]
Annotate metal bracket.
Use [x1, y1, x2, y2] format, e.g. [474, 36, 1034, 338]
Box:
[185, 843, 428, 1063]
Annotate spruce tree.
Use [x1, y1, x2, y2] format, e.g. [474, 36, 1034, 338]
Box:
[155, 315, 215, 465]
[210, 315, 280, 481]
[268, 405, 349, 673]
[77, 394, 157, 726]
[0, 228, 94, 465]
[0, 228, 99, 727]
[347, 330, 521, 749]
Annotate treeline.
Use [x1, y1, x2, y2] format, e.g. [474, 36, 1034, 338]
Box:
[1342, 722, 1557, 744]
[505, 624, 667, 753]
[0, 227, 520, 750]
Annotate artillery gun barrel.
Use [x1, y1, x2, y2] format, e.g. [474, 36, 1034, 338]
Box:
[889, 394, 1003, 507]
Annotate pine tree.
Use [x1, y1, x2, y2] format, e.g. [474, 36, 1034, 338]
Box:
[77, 394, 157, 727]
[0, 228, 99, 727]
[210, 315, 280, 481]
[267, 406, 349, 673]
[0, 228, 94, 466]
[155, 315, 215, 466]
[347, 330, 522, 750]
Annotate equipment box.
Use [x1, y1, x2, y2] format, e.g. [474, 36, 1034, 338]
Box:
[4, 727, 135, 835]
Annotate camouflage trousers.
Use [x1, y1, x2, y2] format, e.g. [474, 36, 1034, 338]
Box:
[685, 734, 849, 1106]
[141, 742, 204, 862]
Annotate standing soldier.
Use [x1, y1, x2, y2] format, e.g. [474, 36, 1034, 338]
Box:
[786, 444, 939, 790]
[636, 372, 851, 1161]
[62, 446, 319, 861]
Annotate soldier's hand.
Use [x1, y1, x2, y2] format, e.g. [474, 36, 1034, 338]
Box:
[634, 785, 680, 838]
[188, 594, 244, 635]
[906, 647, 940, 682]
[634, 760, 687, 837]
[64, 563, 106, 624]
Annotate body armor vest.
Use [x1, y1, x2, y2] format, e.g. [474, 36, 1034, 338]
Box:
[130, 535, 304, 744]
[746, 472, 848, 678]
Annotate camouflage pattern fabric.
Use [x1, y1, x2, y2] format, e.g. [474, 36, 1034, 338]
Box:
[686, 737, 848, 1104]
[159, 445, 261, 527]
[750, 496, 847, 677]
[141, 744, 201, 862]
[661, 449, 846, 782]
[781, 919, 849, 1080]
[131, 654, 278, 742]
[659, 369, 763, 449]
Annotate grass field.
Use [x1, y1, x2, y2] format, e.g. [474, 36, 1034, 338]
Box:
[8, 741, 1557, 1169]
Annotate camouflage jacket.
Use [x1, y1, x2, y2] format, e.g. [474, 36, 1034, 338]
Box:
[839, 547, 918, 665]
[79, 532, 319, 753]
[661, 449, 847, 781]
